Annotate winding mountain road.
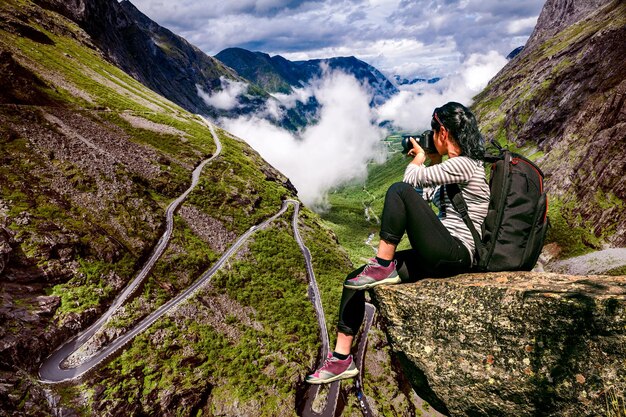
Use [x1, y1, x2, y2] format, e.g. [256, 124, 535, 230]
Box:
[39, 116, 222, 382]
[38, 116, 376, 416]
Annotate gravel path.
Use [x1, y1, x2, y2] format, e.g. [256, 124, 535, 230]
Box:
[547, 248, 626, 275]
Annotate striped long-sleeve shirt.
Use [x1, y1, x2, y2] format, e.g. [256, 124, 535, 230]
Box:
[403, 156, 490, 261]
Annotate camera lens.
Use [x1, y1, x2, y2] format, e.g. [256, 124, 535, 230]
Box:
[401, 130, 436, 154]
[401, 136, 412, 154]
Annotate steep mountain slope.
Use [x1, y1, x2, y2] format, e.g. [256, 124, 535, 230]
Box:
[31, 0, 267, 119]
[471, 0, 626, 256]
[216, 47, 399, 105]
[0, 1, 425, 415]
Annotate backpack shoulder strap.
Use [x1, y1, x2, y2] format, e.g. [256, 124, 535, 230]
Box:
[445, 183, 483, 262]
[484, 139, 504, 164]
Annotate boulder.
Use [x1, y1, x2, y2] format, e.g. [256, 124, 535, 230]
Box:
[372, 272, 626, 417]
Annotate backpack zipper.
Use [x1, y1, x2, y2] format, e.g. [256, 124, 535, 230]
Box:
[512, 157, 548, 222]
[512, 157, 544, 194]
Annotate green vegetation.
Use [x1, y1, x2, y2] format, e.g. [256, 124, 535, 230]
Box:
[605, 265, 626, 277]
[187, 127, 291, 235]
[0, 1, 378, 416]
[320, 151, 416, 265]
[96, 211, 320, 415]
[489, 133, 545, 161]
[535, 3, 625, 61]
[105, 215, 218, 330]
[605, 384, 626, 417]
[545, 189, 623, 259]
[51, 255, 135, 317]
[477, 96, 505, 117]
[296, 206, 353, 338]
[545, 196, 606, 259]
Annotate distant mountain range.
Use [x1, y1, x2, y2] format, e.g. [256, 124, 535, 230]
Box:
[392, 75, 441, 85]
[215, 47, 399, 106]
[506, 46, 525, 60]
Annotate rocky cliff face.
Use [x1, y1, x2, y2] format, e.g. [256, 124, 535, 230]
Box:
[525, 0, 614, 49]
[472, 0, 626, 253]
[31, 0, 368, 132]
[373, 272, 626, 416]
[32, 0, 264, 119]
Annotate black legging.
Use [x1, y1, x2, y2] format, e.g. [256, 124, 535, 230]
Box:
[337, 182, 471, 336]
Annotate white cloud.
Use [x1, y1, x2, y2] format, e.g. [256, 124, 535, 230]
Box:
[507, 16, 539, 34]
[461, 50, 508, 91]
[213, 51, 508, 208]
[221, 68, 387, 208]
[375, 50, 507, 131]
[130, 0, 545, 80]
[260, 96, 285, 120]
[271, 87, 313, 109]
[280, 37, 461, 80]
[196, 77, 248, 110]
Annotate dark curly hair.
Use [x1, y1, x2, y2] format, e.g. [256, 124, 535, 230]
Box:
[431, 102, 484, 161]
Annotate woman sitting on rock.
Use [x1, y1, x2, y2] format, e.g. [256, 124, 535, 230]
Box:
[306, 101, 490, 384]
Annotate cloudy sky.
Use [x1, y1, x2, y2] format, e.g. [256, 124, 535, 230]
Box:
[128, 0, 546, 79]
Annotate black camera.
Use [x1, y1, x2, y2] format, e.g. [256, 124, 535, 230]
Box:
[401, 130, 437, 154]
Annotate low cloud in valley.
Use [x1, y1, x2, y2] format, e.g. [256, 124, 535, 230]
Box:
[220, 68, 386, 208]
[207, 51, 506, 207]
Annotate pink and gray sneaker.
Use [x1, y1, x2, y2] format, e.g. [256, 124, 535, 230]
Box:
[343, 258, 400, 290]
[305, 353, 359, 384]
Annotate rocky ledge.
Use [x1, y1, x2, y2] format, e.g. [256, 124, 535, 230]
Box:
[372, 272, 626, 417]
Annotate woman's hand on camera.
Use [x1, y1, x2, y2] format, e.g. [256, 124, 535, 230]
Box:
[408, 137, 442, 165]
[407, 137, 427, 165]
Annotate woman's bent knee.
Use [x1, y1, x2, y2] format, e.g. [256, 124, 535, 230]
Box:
[387, 181, 413, 196]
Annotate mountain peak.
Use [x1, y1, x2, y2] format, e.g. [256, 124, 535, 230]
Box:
[525, 0, 615, 49]
[216, 47, 398, 104]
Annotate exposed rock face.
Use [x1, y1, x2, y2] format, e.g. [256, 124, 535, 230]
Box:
[373, 272, 626, 417]
[525, 0, 614, 48]
[0, 228, 11, 275]
[472, 0, 626, 247]
[30, 0, 322, 131]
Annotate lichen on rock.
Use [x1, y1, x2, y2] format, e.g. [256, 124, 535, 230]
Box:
[372, 272, 626, 417]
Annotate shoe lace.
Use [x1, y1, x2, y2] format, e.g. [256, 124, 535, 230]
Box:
[348, 259, 378, 281]
[318, 355, 337, 371]
[365, 258, 392, 270]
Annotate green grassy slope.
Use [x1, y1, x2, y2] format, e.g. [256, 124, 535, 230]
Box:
[0, 0, 351, 415]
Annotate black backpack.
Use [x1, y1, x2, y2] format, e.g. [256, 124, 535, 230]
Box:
[447, 142, 549, 272]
